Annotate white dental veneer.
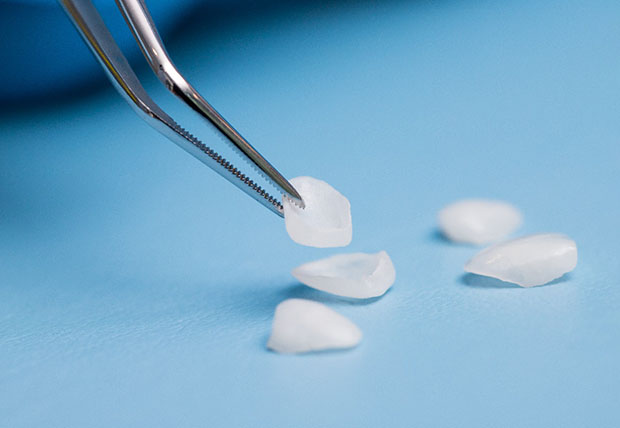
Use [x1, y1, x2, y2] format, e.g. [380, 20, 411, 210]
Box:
[438, 199, 522, 245]
[283, 176, 352, 248]
[267, 299, 362, 354]
[465, 233, 578, 287]
[292, 251, 396, 299]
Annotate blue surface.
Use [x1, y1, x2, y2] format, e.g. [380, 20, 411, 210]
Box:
[1, 0, 620, 426]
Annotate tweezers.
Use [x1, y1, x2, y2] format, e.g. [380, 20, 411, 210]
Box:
[59, 0, 304, 216]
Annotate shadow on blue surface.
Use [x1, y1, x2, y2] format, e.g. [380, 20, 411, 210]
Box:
[428, 228, 449, 243]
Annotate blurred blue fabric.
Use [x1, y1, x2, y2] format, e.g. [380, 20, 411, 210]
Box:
[1, 0, 619, 427]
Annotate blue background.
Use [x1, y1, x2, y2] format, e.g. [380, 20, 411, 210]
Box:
[1, 0, 619, 427]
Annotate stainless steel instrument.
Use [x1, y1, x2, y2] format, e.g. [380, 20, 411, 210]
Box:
[59, 0, 304, 216]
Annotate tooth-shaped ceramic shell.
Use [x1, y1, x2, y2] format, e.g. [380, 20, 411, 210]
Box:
[438, 199, 522, 245]
[267, 299, 362, 354]
[283, 176, 352, 248]
[292, 251, 396, 298]
[465, 233, 578, 287]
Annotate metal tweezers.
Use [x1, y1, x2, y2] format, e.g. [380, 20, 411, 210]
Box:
[59, 0, 304, 216]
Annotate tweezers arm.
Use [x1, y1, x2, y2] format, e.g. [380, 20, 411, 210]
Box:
[58, 0, 287, 217]
[115, 0, 304, 205]
[58, 0, 166, 123]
